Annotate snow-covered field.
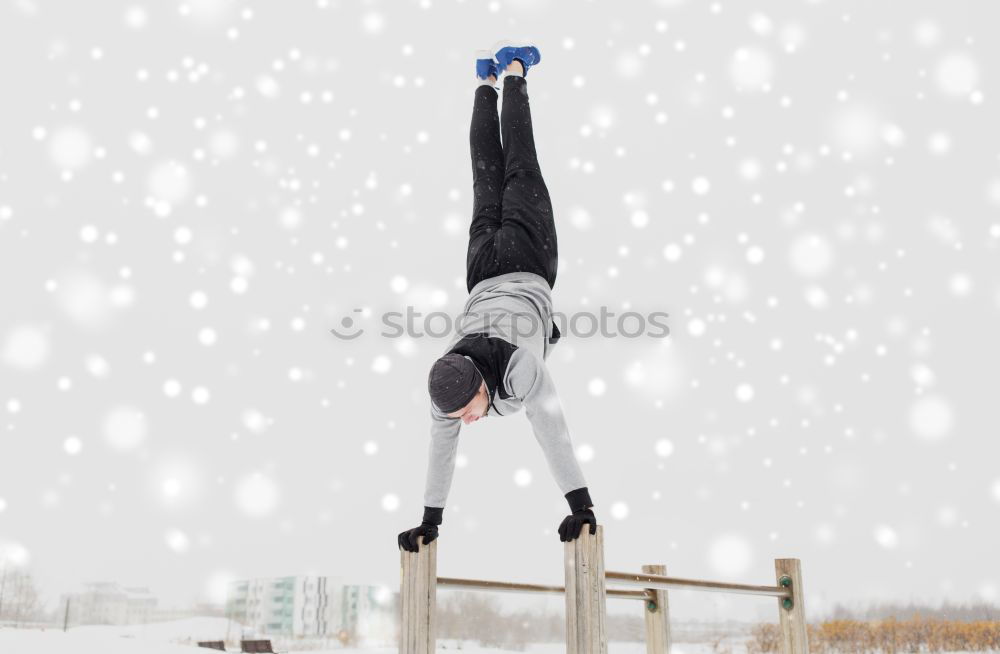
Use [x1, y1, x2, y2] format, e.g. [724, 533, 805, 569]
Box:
[0, 618, 231, 654]
[2, 622, 988, 654]
[0, 618, 751, 653]
[0, 631, 740, 654]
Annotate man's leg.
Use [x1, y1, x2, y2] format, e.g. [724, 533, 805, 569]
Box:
[466, 82, 505, 293]
[500, 69, 543, 179]
[498, 71, 558, 289]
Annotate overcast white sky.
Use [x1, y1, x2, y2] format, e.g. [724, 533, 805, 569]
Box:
[1, 0, 999, 623]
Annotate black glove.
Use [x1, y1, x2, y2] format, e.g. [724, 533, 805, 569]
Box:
[559, 487, 597, 542]
[559, 508, 597, 542]
[398, 506, 443, 553]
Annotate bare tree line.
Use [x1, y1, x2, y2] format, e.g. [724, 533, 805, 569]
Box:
[431, 593, 1000, 650]
[824, 600, 1000, 623]
[0, 563, 44, 626]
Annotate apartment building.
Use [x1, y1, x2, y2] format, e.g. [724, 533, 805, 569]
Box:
[225, 576, 395, 643]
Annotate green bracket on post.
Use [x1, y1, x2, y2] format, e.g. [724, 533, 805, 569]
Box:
[779, 575, 793, 609]
[646, 600, 658, 613]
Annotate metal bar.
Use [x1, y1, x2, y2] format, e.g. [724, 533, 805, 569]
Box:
[438, 568, 790, 600]
[608, 589, 652, 601]
[436, 576, 650, 601]
[605, 570, 790, 598]
[437, 576, 562, 595]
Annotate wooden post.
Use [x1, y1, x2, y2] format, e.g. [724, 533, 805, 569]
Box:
[400, 536, 437, 654]
[641, 564, 671, 654]
[564, 524, 607, 654]
[775, 558, 808, 654]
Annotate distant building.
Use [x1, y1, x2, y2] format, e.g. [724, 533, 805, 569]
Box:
[154, 602, 226, 622]
[58, 582, 158, 626]
[225, 576, 395, 644]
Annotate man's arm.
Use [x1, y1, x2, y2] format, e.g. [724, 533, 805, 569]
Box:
[506, 348, 592, 509]
[399, 403, 460, 552]
[422, 402, 462, 514]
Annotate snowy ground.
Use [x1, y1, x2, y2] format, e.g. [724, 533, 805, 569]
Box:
[0, 618, 754, 653]
[0, 618, 228, 654]
[0, 623, 988, 654]
[0, 630, 744, 654]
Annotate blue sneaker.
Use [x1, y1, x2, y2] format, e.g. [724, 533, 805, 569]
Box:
[493, 40, 541, 77]
[475, 49, 499, 82]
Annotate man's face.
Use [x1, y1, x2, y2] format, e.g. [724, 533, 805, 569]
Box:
[446, 381, 489, 424]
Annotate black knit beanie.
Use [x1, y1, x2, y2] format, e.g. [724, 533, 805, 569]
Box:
[428, 353, 481, 413]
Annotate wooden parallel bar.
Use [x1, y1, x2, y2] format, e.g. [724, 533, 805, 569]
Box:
[642, 564, 671, 654]
[776, 558, 809, 654]
[606, 570, 791, 598]
[399, 537, 437, 653]
[437, 576, 650, 601]
[565, 524, 607, 654]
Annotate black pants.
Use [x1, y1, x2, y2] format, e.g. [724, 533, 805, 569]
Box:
[466, 76, 558, 294]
